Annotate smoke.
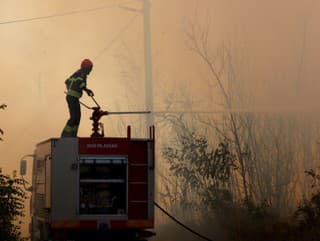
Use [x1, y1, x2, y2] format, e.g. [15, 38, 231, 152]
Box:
[1, 0, 319, 239]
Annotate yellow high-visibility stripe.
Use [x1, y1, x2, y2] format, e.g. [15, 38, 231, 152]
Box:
[63, 125, 74, 133]
[68, 77, 78, 92]
[67, 76, 84, 98]
[79, 82, 85, 89]
[67, 89, 81, 98]
[69, 77, 83, 82]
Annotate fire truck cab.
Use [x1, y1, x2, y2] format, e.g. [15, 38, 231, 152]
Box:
[26, 126, 155, 241]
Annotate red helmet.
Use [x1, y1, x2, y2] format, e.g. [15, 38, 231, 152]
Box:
[81, 59, 93, 69]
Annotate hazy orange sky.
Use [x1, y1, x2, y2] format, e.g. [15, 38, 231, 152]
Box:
[0, 0, 320, 174]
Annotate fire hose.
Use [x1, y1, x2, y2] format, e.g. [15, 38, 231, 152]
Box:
[80, 96, 150, 137]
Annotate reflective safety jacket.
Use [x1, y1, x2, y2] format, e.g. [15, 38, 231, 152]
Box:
[65, 70, 87, 98]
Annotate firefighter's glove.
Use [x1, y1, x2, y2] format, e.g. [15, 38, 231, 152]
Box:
[86, 89, 94, 97]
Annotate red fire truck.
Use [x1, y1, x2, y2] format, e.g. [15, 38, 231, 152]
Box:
[21, 106, 155, 241]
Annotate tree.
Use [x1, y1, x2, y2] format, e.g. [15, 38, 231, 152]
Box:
[0, 171, 27, 241]
[295, 168, 320, 228]
[183, 18, 320, 213]
[162, 128, 236, 213]
[0, 104, 27, 241]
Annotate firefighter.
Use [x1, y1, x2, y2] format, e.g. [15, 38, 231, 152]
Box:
[61, 59, 94, 137]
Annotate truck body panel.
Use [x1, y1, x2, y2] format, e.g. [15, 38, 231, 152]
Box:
[52, 138, 78, 221]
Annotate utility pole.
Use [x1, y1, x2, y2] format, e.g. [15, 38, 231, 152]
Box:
[143, 0, 154, 128]
[119, 0, 153, 128]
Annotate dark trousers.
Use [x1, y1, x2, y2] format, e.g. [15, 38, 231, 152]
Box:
[61, 95, 81, 137]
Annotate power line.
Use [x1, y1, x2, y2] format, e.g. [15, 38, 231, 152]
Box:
[0, 4, 116, 25]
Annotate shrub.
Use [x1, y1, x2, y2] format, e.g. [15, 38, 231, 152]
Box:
[0, 169, 27, 241]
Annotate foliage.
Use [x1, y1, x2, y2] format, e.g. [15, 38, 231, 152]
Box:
[0, 170, 27, 241]
[242, 198, 272, 219]
[161, 127, 320, 240]
[295, 168, 320, 229]
[0, 104, 27, 241]
[0, 104, 6, 141]
[163, 131, 236, 210]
